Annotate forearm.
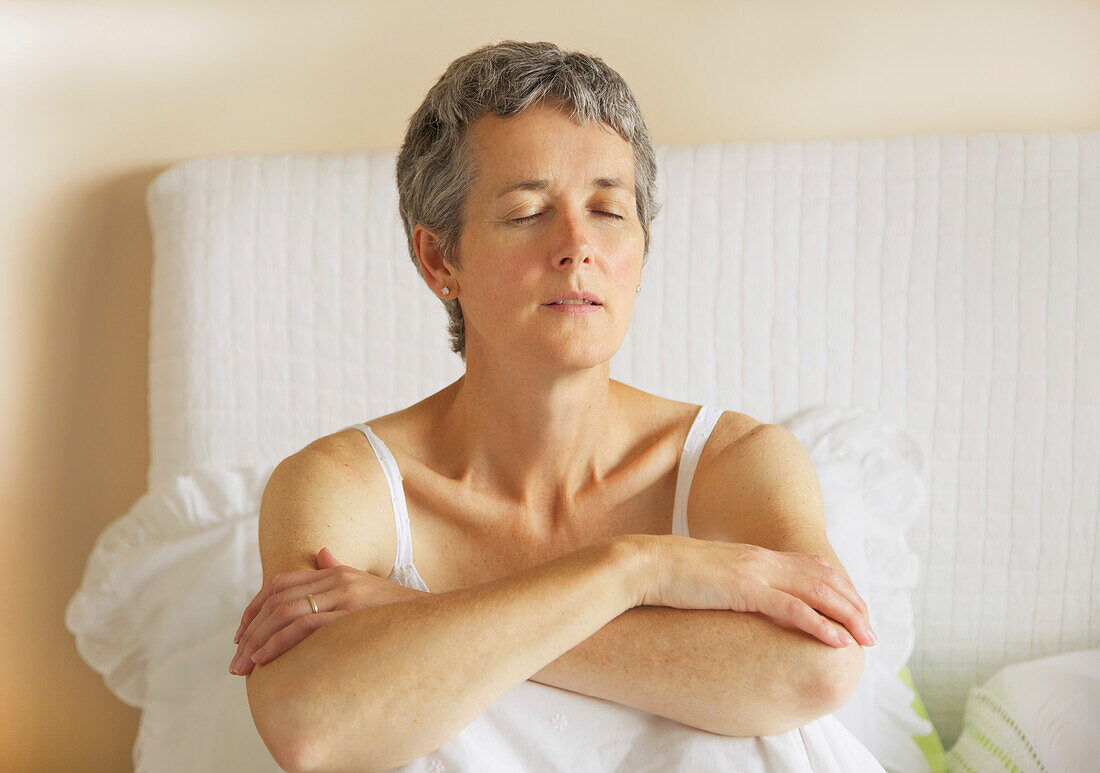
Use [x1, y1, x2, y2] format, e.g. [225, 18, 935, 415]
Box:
[530, 604, 864, 736]
[246, 536, 641, 773]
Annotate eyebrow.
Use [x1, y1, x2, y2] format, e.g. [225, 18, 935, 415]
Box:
[494, 176, 629, 199]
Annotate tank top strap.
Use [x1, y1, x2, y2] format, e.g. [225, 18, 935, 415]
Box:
[344, 424, 430, 592]
[671, 405, 725, 539]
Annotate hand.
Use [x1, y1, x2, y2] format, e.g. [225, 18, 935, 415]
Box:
[229, 548, 429, 676]
[634, 536, 876, 649]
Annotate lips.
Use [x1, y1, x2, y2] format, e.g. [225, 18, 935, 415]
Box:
[542, 301, 602, 314]
[543, 291, 603, 305]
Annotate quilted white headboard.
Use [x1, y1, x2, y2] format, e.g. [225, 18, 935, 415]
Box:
[145, 131, 1100, 746]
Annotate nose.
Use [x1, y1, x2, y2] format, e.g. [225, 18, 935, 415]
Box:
[552, 204, 595, 269]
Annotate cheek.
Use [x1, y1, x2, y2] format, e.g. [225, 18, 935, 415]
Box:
[606, 253, 638, 287]
[606, 236, 644, 288]
[499, 257, 534, 286]
[470, 250, 535, 313]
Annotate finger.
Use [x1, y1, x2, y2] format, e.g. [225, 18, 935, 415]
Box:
[316, 547, 343, 570]
[235, 578, 285, 644]
[236, 579, 327, 661]
[793, 553, 872, 626]
[247, 610, 348, 671]
[235, 583, 288, 653]
[232, 590, 318, 675]
[234, 607, 345, 676]
[232, 579, 333, 672]
[235, 595, 261, 645]
[780, 571, 875, 647]
[236, 568, 343, 648]
[235, 567, 335, 642]
[756, 587, 855, 648]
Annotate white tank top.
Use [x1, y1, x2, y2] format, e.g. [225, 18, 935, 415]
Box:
[343, 405, 884, 773]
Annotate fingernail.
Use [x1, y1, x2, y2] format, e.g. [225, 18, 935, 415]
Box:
[838, 631, 854, 646]
[233, 634, 240, 644]
[229, 662, 238, 675]
[251, 649, 265, 664]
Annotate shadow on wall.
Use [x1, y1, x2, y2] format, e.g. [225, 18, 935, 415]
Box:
[16, 165, 166, 770]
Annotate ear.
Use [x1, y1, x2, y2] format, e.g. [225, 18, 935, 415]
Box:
[412, 224, 457, 298]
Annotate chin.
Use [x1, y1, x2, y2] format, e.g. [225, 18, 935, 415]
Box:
[536, 337, 620, 371]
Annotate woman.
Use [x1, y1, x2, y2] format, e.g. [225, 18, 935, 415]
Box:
[230, 41, 883, 772]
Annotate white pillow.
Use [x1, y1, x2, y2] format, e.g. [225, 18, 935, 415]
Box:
[782, 405, 934, 773]
[946, 649, 1100, 773]
[67, 404, 930, 771]
[65, 465, 279, 771]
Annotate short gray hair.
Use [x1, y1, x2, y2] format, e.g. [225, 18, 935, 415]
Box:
[395, 40, 661, 360]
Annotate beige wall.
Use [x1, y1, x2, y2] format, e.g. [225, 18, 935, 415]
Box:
[3, 0, 1097, 769]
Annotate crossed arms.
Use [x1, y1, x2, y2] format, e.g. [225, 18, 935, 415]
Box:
[241, 423, 870, 772]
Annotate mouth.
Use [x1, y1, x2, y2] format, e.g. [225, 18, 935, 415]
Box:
[543, 290, 603, 306]
[541, 300, 603, 314]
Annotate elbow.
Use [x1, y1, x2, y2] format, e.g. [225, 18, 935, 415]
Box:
[268, 739, 326, 773]
[251, 718, 321, 772]
[265, 731, 328, 773]
[708, 644, 866, 738]
[247, 673, 334, 773]
[260, 723, 393, 773]
[814, 641, 865, 715]
[247, 671, 428, 773]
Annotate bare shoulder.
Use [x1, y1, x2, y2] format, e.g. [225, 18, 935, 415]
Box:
[257, 428, 399, 582]
[615, 384, 763, 460]
[704, 409, 767, 457]
[688, 415, 819, 545]
[704, 412, 807, 470]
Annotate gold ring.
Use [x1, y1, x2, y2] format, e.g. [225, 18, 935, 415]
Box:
[307, 594, 319, 614]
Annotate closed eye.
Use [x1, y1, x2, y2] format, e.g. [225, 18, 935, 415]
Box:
[512, 211, 624, 224]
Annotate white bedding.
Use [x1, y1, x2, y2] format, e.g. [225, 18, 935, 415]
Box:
[376, 682, 885, 772]
[66, 466, 274, 769]
[946, 649, 1100, 772]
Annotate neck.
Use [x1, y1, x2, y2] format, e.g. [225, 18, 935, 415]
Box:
[437, 359, 622, 517]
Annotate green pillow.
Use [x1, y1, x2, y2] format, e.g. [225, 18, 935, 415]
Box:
[899, 665, 946, 773]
